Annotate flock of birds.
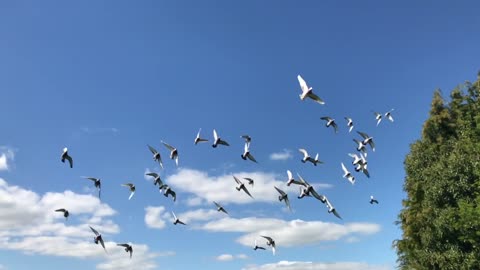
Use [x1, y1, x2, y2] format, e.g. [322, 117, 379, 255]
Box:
[56, 74, 394, 258]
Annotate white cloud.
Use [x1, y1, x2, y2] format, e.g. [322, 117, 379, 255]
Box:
[242, 261, 392, 270]
[144, 206, 168, 229]
[269, 149, 293, 161]
[80, 127, 119, 135]
[0, 147, 14, 171]
[215, 253, 248, 262]
[96, 244, 175, 270]
[175, 208, 224, 224]
[185, 196, 204, 207]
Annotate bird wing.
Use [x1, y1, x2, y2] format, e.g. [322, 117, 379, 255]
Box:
[145, 172, 158, 178]
[348, 153, 358, 159]
[244, 142, 249, 153]
[247, 153, 258, 163]
[89, 226, 99, 236]
[296, 173, 309, 186]
[287, 170, 293, 180]
[341, 163, 348, 175]
[65, 155, 73, 168]
[272, 246, 276, 256]
[178, 220, 186, 225]
[171, 211, 177, 220]
[368, 140, 376, 151]
[213, 129, 219, 141]
[168, 189, 176, 202]
[307, 92, 325, 104]
[85, 177, 98, 182]
[117, 243, 129, 248]
[357, 131, 369, 139]
[310, 188, 326, 203]
[363, 168, 370, 178]
[122, 183, 134, 188]
[147, 145, 158, 155]
[297, 75, 308, 93]
[298, 148, 309, 159]
[218, 139, 230, 146]
[233, 175, 242, 185]
[320, 116, 330, 121]
[332, 209, 343, 220]
[128, 191, 135, 200]
[284, 196, 291, 211]
[261, 235, 273, 242]
[274, 186, 286, 196]
[241, 185, 254, 198]
[55, 208, 66, 213]
[244, 178, 254, 186]
[161, 141, 175, 151]
[99, 237, 107, 253]
[332, 122, 338, 133]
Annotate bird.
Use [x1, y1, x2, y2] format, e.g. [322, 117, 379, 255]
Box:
[117, 243, 133, 259]
[297, 75, 325, 105]
[353, 139, 368, 156]
[89, 226, 107, 253]
[261, 235, 276, 255]
[286, 170, 305, 186]
[370, 195, 379, 204]
[243, 177, 254, 187]
[161, 141, 179, 166]
[299, 149, 323, 166]
[324, 196, 342, 220]
[320, 116, 338, 133]
[348, 153, 362, 166]
[147, 145, 163, 169]
[55, 208, 69, 220]
[344, 117, 354, 133]
[274, 186, 291, 211]
[233, 175, 253, 198]
[341, 163, 355, 185]
[61, 147, 73, 168]
[296, 173, 327, 202]
[145, 172, 163, 186]
[172, 211, 186, 225]
[160, 185, 176, 202]
[385, 109, 395, 122]
[85, 177, 101, 199]
[253, 239, 266, 250]
[121, 183, 136, 200]
[297, 186, 310, 199]
[194, 128, 209, 145]
[241, 142, 258, 163]
[241, 135, 252, 144]
[357, 131, 375, 152]
[373, 111, 382, 126]
[212, 129, 230, 148]
[213, 201, 228, 215]
[355, 161, 370, 178]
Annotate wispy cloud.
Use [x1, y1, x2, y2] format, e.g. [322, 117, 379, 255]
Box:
[80, 127, 119, 135]
[0, 147, 15, 171]
[242, 261, 392, 270]
[215, 253, 248, 262]
[144, 206, 168, 229]
[269, 149, 293, 161]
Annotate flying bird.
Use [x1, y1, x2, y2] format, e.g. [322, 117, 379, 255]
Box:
[370, 195, 379, 204]
[147, 145, 163, 169]
[353, 139, 368, 156]
[233, 175, 253, 198]
[194, 128, 209, 145]
[172, 211, 186, 225]
[297, 75, 325, 105]
[160, 185, 176, 202]
[243, 177, 254, 187]
[385, 109, 395, 122]
[298, 186, 310, 199]
[298, 148, 323, 166]
[324, 196, 342, 220]
[241, 135, 252, 144]
[89, 226, 107, 253]
[121, 183, 136, 200]
[241, 142, 258, 163]
[117, 243, 133, 259]
[274, 186, 291, 211]
[357, 131, 375, 152]
[161, 141, 179, 166]
[355, 161, 370, 178]
[145, 172, 163, 186]
[55, 208, 69, 220]
[344, 117, 354, 133]
[61, 147, 73, 168]
[320, 116, 338, 133]
[261, 235, 276, 255]
[373, 111, 382, 126]
[85, 177, 102, 199]
[213, 201, 228, 215]
[296, 173, 326, 202]
[341, 163, 355, 185]
[212, 129, 230, 148]
[253, 239, 266, 250]
[286, 170, 305, 186]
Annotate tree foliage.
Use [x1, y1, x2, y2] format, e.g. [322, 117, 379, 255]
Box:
[394, 72, 480, 270]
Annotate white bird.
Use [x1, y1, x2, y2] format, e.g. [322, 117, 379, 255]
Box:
[172, 211, 186, 225]
[355, 160, 370, 178]
[233, 175, 253, 198]
[298, 149, 323, 166]
[212, 129, 230, 148]
[348, 153, 362, 166]
[353, 139, 368, 156]
[357, 131, 375, 152]
[241, 142, 258, 163]
[370, 195, 379, 204]
[147, 145, 163, 169]
[297, 75, 325, 105]
[61, 147, 73, 168]
[261, 235, 276, 255]
[213, 201, 228, 215]
[274, 186, 291, 211]
[297, 173, 326, 202]
[194, 128, 209, 145]
[121, 183, 136, 200]
[385, 109, 395, 122]
[286, 170, 304, 186]
[161, 141, 179, 166]
[341, 163, 355, 185]
[320, 116, 338, 133]
[344, 117, 354, 133]
[374, 111, 382, 126]
[324, 196, 342, 220]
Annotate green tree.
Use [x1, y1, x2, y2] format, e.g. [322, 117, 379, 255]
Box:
[394, 72, 480, 270]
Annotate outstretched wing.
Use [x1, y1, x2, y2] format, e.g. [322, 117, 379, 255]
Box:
[341, 163, 348, 174]
[310, 188, 326, 203]
[307, 92, 325, 104]
[65, 154, 73, 168]
[99, 237, 107, 253]
[145, 172, 158, 178]
[161, 141, 175, 151]
[55, 208, 66, 213]
[241, 185, 254, 198]
[284, 196, 291, 211]
[89, 226, 99, 236]
[247, 153, 258, 163]
[233, 175, 242, 185]
[297, 75, 308, 93]
[274, 186, 286, 196]
[298, 148, 309, 158]
[147, 145, 157, 155]
[356, 131, 369, 140]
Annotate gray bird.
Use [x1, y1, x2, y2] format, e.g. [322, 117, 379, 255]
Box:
[274, 186, 291, 211]
[160, 185, 176, 202]
[370, 195, 379, 204]
[89, 226, 107, 253]
[55, 208, 69, 220]
[147, 144, 163, 169]
[161, 141, 179, 166]
[194, 128, 209, 145]
[61, 147, 73, 168]
[357, 131, 375, 152]
[117, 243, 133, 259]
[324, 196, 342, 220]
[233, 175, 253, 198]
[213, 201, 228, 215]
[121, 183, 136, 200]
[145, 172, 163, 186]
[172, 211, 186, 225]
[212, 129, 230, 148]
[85, 177, 101, 199]
[261, 235, 276, 255]
[320, 116, 338, 133]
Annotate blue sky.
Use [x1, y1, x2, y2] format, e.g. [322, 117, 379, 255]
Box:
[1, 1, 480, 269]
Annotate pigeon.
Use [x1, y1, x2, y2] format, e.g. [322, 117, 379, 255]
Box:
[355, 161, 370, 178]
[147, 145, 163, 169]
[357, 131, 375, 152]
[89, 226, 107, 253]
[297, 186, 310, 199]
[341, 163, 355, 185]
[299, 149, 323, 166]
[324, 196, 342, 220]
[297, 75, 325, 105]
[348, 153, 362, 166]
[121, 183, 136, 200]
[194, 128, 209, 145]
[233, 175, 253, 198]
[370, 195, 379, 204]
[213, 201, 228, 215]
[61, 147, 73, 168]
[212, 129, 230, 148]
[241, 142, 258, 163]
[344, 117, 354, 133]
[373, 111, 382, 126]
[385, 109, 394, 122]
[85, 177, 102, 199]
[353, 139, 368, 156]
[161, 141, 179, 166]
[241, 135, 252, 144]
[55, 208, 69, 220]
[320, 117, 338, 133]
[274, 186, 291, 211]
[117, 243, 133, 259]
[296, 173, 326, 202]
[261, 235, 276, 255]
[160, 185, 176, 202]
[253, 239, 266, 250]
[172, 211, 186, 225]
[145, 172, 163, 186]
[286, 170, 305, 186]
[243, 177, 254, 187]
